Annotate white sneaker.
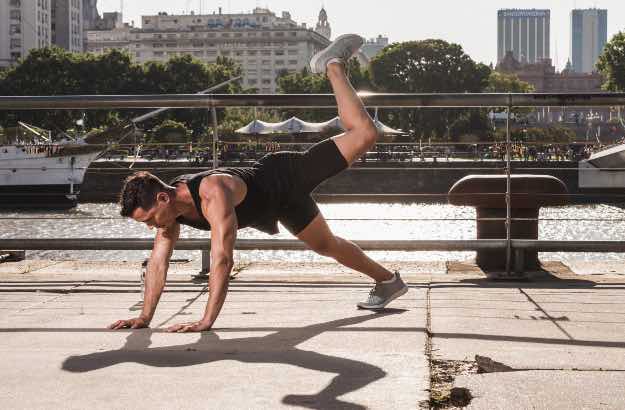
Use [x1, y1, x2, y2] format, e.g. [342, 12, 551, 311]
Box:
[310, 34, 365, 74]
[357, 272, 408, 310]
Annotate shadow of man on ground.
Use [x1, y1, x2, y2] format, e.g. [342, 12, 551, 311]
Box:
[63, 309, 407, 409]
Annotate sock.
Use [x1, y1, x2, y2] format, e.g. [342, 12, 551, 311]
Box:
[380, 272, 397, 284]
[326, 57, 344, 67]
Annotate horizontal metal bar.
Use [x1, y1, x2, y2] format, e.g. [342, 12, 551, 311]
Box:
[0, 93, 624, 110]
[512, 240, 625, 252]
[3, 238, 625, 253]
[0, 239, 503, 251]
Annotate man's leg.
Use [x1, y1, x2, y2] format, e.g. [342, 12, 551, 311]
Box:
[327, 63, 379, 165]
[296, 212, 393, 283]
[295, 212, 408, 309]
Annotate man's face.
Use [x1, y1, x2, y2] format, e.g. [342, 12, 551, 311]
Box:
[131, 193, 175, 230]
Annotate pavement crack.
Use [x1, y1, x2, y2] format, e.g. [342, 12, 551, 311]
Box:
[519, 288, 574, 340]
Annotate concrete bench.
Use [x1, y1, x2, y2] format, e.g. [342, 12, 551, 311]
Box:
[449, 174, 569, 272]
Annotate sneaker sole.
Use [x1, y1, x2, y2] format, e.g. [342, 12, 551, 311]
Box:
[357, 286, 408, 310]
[310, 34, 363, 74]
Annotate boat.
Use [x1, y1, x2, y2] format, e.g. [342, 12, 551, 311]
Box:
[0, 122, 103, 209]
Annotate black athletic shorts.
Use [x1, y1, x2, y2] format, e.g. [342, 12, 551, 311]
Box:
[255, 138, 349, 235]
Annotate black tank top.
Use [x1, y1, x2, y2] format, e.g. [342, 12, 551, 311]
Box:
[170, 168, 280, 235]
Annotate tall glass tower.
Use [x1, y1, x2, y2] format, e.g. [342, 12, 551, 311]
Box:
[571, 9, 608, 73]
[498, 9, 550, 64]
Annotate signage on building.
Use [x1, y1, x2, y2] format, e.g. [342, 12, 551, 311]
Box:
[500, 10, 549, 18]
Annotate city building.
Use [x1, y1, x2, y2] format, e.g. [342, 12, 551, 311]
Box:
[497, 51, 603, 93]
[0, 0, 52, 68]
[361, 35, 389, 60]
[52, 0, 83, 52]
[571, 8, 608, 73]
[314, 7, 331, 39]
[82, 0, 98, 30]
[497, 9, 550, 64]
[86, 7, 330, 93]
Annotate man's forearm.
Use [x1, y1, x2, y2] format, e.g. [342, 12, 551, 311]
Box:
[140, 260, 169, 322]
[202, 259, 232, 326]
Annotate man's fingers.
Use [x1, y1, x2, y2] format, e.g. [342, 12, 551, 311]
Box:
[111, 320, 130, 330]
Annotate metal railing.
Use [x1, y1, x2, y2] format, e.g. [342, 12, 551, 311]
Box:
[2, 92, 625, 276]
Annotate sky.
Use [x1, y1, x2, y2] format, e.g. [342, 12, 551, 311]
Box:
[98, 0, 625, 70]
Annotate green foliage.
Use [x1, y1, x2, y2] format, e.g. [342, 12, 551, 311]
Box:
[0, 48, 243, 136]
[369, 39, 492, 139]
[597, 31, 625, 91]
[276, 59, 373, 122]
[150, 120, 191, 143]
[485, 71, 534, 93]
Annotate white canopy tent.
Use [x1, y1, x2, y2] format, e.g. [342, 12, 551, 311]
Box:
[236, 112, 405, 136]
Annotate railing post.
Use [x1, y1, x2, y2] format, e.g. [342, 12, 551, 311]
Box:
[199, 249, 210, 277]
[514, 248, 525, 275]
[505, 97, 513, 276]
[212, 107, 219, 169]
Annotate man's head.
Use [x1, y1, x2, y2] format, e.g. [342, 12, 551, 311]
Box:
[119, 171, 177, 229]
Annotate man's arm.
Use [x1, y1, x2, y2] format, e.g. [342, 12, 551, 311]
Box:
[167, 177, 237, 332]
[109, 223, 179, 330]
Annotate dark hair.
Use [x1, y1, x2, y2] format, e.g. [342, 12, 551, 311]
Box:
[119, 172, 170, 217]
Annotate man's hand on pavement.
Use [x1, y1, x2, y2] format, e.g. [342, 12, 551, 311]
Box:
[166, 320, 213, 333]
[108, 317, 150, 330]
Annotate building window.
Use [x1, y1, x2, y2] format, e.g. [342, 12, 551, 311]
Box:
[10, 10, 21, 20]
[10, 38, 21, 49]
[288, 50, 298, 55]
[262, 79, 271, 85]
[153, 51, 164, 56]
[288, 60, 298, 65]
[10, 24, 21, 34]
[275, 50, 285, 56]
[275, 60, 284, 65]
[262, 69, 271, 75]
[275, 32, 285, 37]
[248, 79, 258, 85]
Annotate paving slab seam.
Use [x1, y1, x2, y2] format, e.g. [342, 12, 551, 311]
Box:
[10, 281, 92, 315]
[155, 285, 208, 328]
[421, 283, 433, 410]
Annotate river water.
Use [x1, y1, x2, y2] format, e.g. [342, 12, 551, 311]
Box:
[1, 202, 625, 263]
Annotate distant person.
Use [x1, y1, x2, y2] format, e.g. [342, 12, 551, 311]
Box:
[110, 35, 408, 333]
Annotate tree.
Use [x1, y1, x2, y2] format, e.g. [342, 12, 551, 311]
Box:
[597, 31, 625, 91]
[485, 71, 534, 93]
[369, 40, 491, 140]
[150, 120, 191, 144]
[276, 59, 373, 122]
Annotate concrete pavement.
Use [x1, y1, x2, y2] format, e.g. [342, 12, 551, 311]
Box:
[1, 259, 624, 409]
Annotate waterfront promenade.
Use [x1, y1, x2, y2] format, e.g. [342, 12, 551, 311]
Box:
[1, 259, 624, 409]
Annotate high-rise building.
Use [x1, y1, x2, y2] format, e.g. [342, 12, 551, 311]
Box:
[52, 0, 83, 52]
[497, 9, 550, 65]
[570, 8, 608, 73]
[314, 7, 331, 40]
[86, 8, 330, 93]
[82, 0, 99, 30]
[0, 0, 52, 67]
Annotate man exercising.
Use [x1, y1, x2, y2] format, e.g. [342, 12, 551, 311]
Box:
[110, 34, 408, 333]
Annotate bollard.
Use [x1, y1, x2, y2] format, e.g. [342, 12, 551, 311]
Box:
[449, 175, 569, 272]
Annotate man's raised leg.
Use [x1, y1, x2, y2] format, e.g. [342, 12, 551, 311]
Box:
[305, 35, 408, 309]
